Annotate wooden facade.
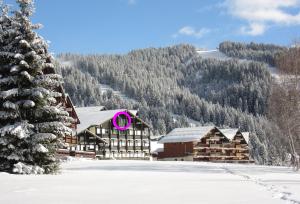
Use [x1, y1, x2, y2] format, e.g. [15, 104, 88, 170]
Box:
[75, 108, 151, 159]
[194, 128, 250, 162]
[155, 126, 252, 163]
[158, 142, 194, 159]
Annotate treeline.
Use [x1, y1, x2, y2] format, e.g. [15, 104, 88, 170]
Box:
[182, 58, 271, 116]
[57, 44, 289, 165]
[268, 47, 300, 170]
[219, 41, 287, 66]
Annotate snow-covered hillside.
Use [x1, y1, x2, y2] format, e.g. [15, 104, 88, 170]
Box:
[197, 49, 280, 78]
[1, 160, 299, 204]
[99, 83, 137, 104]
[197, 49, 229, 60]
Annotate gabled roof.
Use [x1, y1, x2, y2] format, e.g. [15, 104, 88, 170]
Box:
[241, 132, 250, 144]
[77, 129, 107, 143]
[218, 128, 239, 140]
[75, 107, 139, 132]
[158, 126, 215, 144]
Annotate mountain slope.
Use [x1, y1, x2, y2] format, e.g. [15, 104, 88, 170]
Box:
[57, 43, 289, 165]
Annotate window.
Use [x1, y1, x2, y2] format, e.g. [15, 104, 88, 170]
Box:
[112, 129, 118, 135]
[96, 128, 101, 135]
[101, 129, 106, 134]
[111, 139, 116, 146]
[135, 140, 140, 146]
[143, 140, 149, 146]
[127, 140, 130, 146]
[120, 140, 125, 146]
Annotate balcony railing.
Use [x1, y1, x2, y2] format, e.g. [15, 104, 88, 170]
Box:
[127, 146, 134, 150]
[65, 136, 77, 145]
[110, 146, 118, 150]
[135, 146, 142, 150]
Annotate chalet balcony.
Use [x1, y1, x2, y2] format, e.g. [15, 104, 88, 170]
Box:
[195, 152, 210, 157]
[118, 135, 127, 139]
[195, 143, 209, 147]
[141, 136, 149, 140]
[119, 146, 126, 150]
[110, 146, 118, 151]
[135, 146, 142, 150]
[210, 144, 221, 148]
[208, 136, 222, 141]
[210, 153, 222, 157]
[127, 146, 134, 150]
[65, 136, 77, 145]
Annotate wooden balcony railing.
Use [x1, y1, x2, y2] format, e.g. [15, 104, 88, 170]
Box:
[65, 136, 77, 145]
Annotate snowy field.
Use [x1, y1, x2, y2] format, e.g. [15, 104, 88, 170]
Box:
[0, 160, 300, 204]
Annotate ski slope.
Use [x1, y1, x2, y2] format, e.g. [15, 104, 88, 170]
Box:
[99, 83, 137, 104]
[197, 49, 280, 78]
[0, 160, 299, 204]
[197, 49, 229, 60]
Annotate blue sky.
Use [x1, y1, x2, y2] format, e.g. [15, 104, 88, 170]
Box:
[4, 0, 300, 54]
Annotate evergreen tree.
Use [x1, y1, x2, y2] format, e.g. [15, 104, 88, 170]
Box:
[0, 0, 72, 174]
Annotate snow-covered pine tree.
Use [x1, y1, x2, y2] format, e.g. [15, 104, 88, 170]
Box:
[0, 0, 73, 174]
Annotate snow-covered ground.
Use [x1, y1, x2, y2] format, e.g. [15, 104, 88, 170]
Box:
[1, 160, 300, 204]
[197, 49, 280, 78]
[197, 49, 229, 60]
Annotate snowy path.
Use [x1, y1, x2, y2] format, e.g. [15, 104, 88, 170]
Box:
[0, 160, 300, 204]
[221, 164, 300, 204]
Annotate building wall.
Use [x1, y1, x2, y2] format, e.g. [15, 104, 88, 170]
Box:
[77, 117, 151, 159]
[158, 142, 193, 158]
[157, 128, 251, 162]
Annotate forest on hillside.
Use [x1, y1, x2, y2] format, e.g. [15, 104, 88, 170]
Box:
[56, 43, 291, 165]
[219, 41, 287, 66]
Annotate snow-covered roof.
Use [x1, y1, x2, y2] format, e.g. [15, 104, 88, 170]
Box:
[241, 132, 250, 144]
[151, 148, 164, 154]
[218, 128, 239, 140]
[158, 126, 215, 144]
[75, 107, 138, 132]
[76, 106, 106, 113]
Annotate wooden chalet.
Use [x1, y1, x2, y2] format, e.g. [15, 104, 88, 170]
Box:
[43, 64, 82, 155]
[75, 106, 151, 159]
[154, 126, 252, 163]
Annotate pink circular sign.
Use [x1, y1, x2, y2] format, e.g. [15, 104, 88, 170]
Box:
[112, 111, 132, 131]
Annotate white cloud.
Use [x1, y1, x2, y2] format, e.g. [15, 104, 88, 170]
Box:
[174, 26, 210, 38]
[240, 23, 267, 36]
[224, 0, 300, 35]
